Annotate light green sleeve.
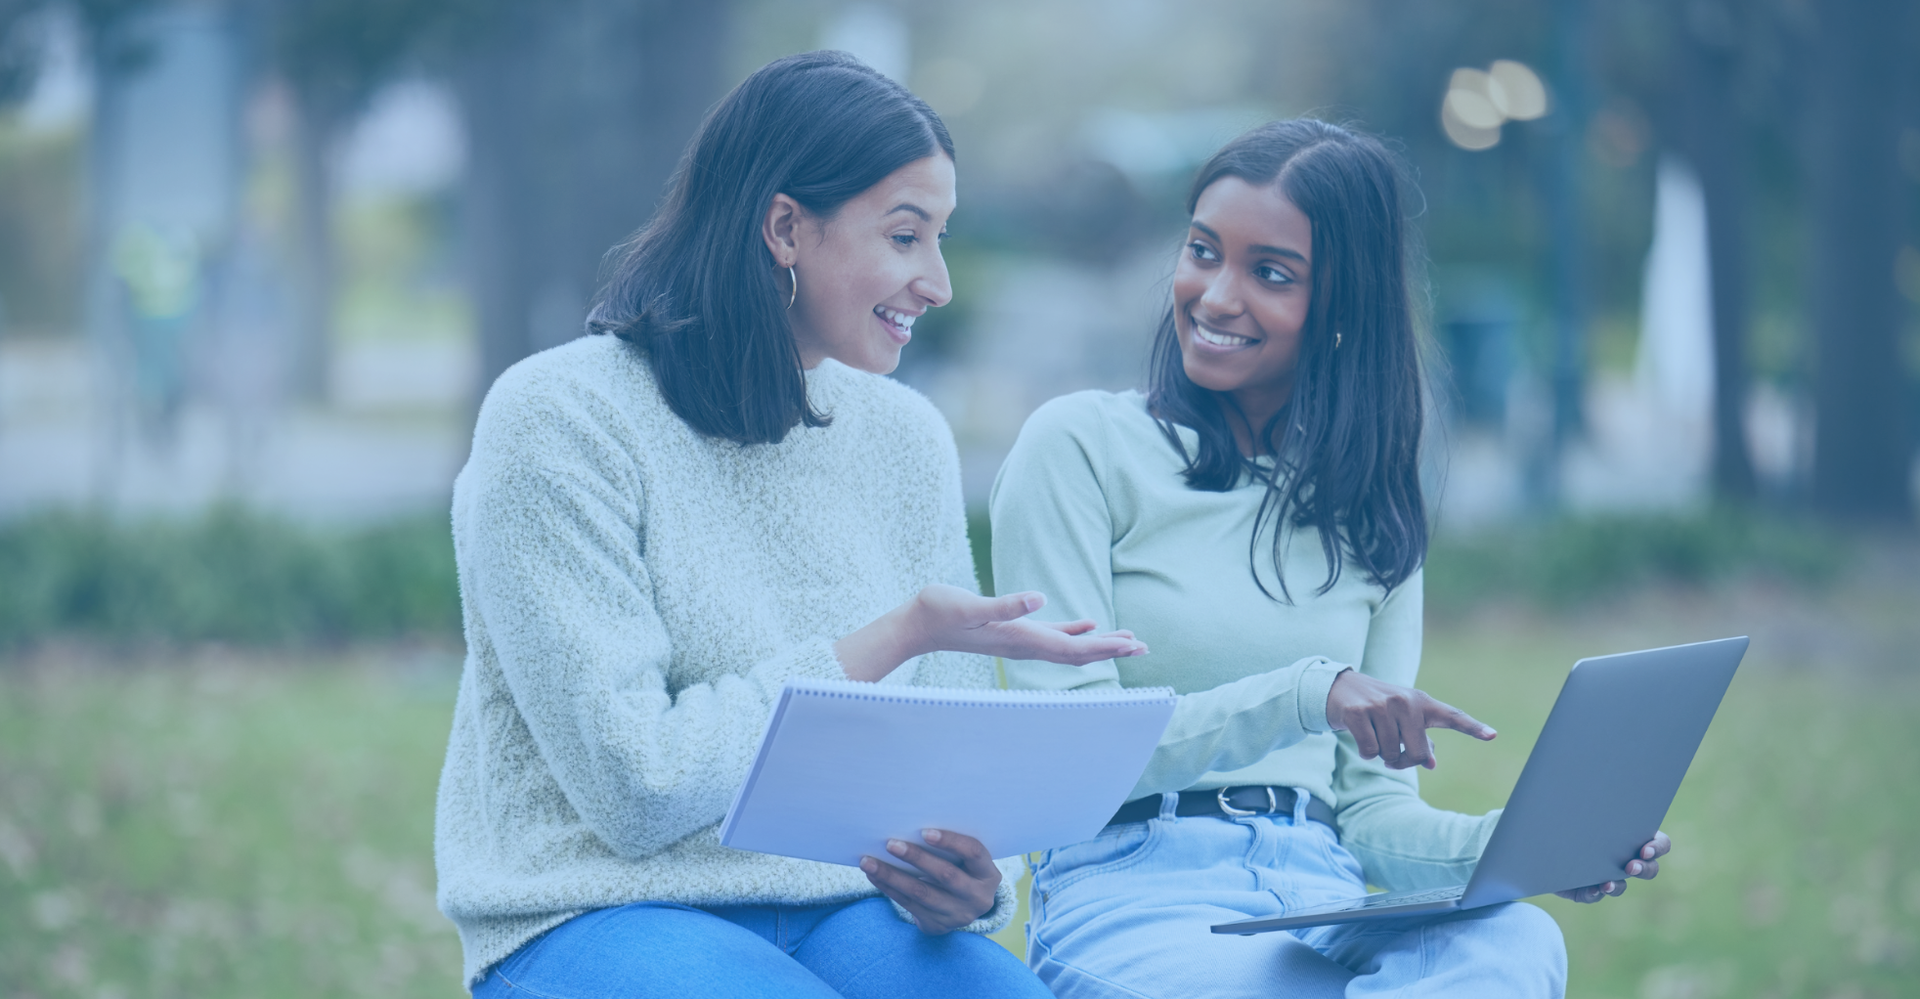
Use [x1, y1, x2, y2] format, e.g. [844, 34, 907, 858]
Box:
[1329, 570, 1502, 890]
[990, 395, 1346, 799]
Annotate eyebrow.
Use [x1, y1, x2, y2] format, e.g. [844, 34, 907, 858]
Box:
[1191, 221, 1308, 264]
[887, 203, 933, 221]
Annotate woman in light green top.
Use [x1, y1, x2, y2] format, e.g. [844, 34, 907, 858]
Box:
[991, 120, 1668, 998]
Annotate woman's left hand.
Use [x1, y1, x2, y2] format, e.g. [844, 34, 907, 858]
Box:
[859, 828, 1002, 935]
[1556, 831, 1670, 903]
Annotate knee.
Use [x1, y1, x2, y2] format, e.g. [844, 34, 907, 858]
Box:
[1487, 903, 1567, 984]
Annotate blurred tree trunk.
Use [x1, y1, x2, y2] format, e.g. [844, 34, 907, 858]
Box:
[287, 88, 341, 402]
[1808, 0, 1911, 523]
[1541, 0, 1591, 505]
[1671, 2, 1757, 502]
[458, 0, 729, 412]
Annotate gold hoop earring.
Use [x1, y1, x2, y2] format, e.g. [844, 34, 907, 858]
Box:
[786, 266, 798, 310]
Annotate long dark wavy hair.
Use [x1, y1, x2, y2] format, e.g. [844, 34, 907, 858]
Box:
[586, 51, 954, 444]
[1148, 119, 1427, 598]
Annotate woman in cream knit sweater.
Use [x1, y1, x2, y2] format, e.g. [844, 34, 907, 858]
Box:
[436, 52, 1143, 999]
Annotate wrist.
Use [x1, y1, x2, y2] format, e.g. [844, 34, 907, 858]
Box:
[836, 600, 928, 682]
[1322, 666, 1355, 732]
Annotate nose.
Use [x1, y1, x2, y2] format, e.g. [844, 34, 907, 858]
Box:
[1198, 269, 1242, 321]
[913, 248, 953, 309]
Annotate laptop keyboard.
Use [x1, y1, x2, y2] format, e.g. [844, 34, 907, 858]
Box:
[1326, 885, 1467, 912]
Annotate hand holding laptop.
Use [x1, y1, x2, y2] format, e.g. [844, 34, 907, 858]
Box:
[1556, 830, 1671, 903]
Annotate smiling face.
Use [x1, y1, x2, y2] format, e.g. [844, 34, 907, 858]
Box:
[1173, 176, 1315, 449]
[764, 155, 956, 374]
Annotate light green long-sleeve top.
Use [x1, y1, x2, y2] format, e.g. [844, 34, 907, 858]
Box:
[990, 389, 1498, 891]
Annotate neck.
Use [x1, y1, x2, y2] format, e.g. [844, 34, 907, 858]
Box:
[1224, 383, 1292, 457]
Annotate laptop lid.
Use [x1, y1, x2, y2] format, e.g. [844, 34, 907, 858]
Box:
[1459, 636, 1748, 908]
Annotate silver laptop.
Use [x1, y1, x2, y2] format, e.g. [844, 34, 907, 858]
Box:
[1212, 636, 1748, 934]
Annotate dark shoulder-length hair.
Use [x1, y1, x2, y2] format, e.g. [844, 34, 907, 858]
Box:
[586, 51, 954, 444]
[1148, 118, 1427, 598]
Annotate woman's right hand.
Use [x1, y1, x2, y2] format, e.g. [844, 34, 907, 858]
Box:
[1323, 669, 1496, 770]
[836, 584, 1148, 683]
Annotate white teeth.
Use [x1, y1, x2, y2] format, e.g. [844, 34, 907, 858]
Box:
[1194, 323, 1254, 347]
[875, 306, 917, 331]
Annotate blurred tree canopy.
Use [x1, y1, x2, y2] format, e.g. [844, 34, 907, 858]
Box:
[0, 0, 1913, 522]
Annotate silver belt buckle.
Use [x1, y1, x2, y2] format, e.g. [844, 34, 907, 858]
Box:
[1217, 785, 1280, 817]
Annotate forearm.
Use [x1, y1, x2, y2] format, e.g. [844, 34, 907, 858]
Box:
[1127, 656, 1348, 798]
[834, 601, 925, 682]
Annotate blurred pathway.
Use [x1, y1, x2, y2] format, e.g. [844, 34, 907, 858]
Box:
[0, 337, 473, 522]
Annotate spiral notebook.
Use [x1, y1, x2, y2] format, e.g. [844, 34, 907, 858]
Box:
[720, 678, 1177, 868]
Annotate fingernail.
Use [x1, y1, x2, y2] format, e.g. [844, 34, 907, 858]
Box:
[1022, 594, 1042, 613]
[860, 858, 877, 873]
[1629, 862, 1641, 875]
[887, 839, 907, 856]
[922, 829, 943, 843]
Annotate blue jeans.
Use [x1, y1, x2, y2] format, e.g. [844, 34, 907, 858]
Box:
[471, 896, 1053, 999]
[1026, 791, 1567, 998]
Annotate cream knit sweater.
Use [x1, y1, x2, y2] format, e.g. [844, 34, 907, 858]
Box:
[435, 335, 1020, 986]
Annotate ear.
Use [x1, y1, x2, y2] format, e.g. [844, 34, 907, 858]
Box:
[762, 193, 802, 268]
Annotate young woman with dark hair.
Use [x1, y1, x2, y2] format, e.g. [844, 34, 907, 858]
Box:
[436, 51, 1143, 999]
[991, 119, 1669, 997]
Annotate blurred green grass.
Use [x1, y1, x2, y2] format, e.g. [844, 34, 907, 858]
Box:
[6, 605, 1916, 997]
[1, 512, 1915, 996]
[0, 652, 466, 999]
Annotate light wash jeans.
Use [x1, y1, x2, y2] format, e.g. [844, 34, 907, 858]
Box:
[1026, 791, 1567, 998]
[472, 896, 1052, 999]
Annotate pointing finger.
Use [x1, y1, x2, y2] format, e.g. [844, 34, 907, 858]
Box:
[1427, 700, 1497, 741]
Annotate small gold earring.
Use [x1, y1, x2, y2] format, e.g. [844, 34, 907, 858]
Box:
[786, 266, 798, 310]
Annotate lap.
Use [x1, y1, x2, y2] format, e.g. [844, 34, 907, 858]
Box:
[795, 898, 1052, 999]
[1028, 814, 1565, 999]
[472, 898, 1049, 999]
[473, 903, 839, 999]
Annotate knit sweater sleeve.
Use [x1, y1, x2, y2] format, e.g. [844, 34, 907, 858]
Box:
[455, 366, 848, 862]
[990, 394, 1345, 798]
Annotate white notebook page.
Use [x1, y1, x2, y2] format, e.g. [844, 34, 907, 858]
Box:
[720, 678, 1177, 868]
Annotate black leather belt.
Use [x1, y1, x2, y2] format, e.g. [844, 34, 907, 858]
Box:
[1107, 786, 1336, 829]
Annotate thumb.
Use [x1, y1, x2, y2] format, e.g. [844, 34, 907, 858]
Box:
[987, 591, 1044, 622]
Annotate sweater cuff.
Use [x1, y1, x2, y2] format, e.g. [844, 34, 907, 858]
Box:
[887, 856, 1024, 935]
[1298, 659, 1351, 734]
[747, 636, 848, 699]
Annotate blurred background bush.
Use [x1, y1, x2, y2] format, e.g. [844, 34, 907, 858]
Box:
[0, 1, 1917, 996]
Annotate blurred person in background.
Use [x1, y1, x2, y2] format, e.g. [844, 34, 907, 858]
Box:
[991, 119, 1669, 998]
[435, 51, 1144, 999]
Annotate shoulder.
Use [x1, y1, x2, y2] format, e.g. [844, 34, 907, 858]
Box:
[470, 335, 679, 467]
[1021, 388, 1141, 437]
[815, 362, 958, 457]
[1011, 389, 1160, 462]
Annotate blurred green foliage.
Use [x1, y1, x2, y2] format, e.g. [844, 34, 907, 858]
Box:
[0, 508, 459, 647]
[1424, 512, 1847, 614]
[967, 507, 995, 596]
[969, 508, 1846, 610]
[0, 508, 1842, 648]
